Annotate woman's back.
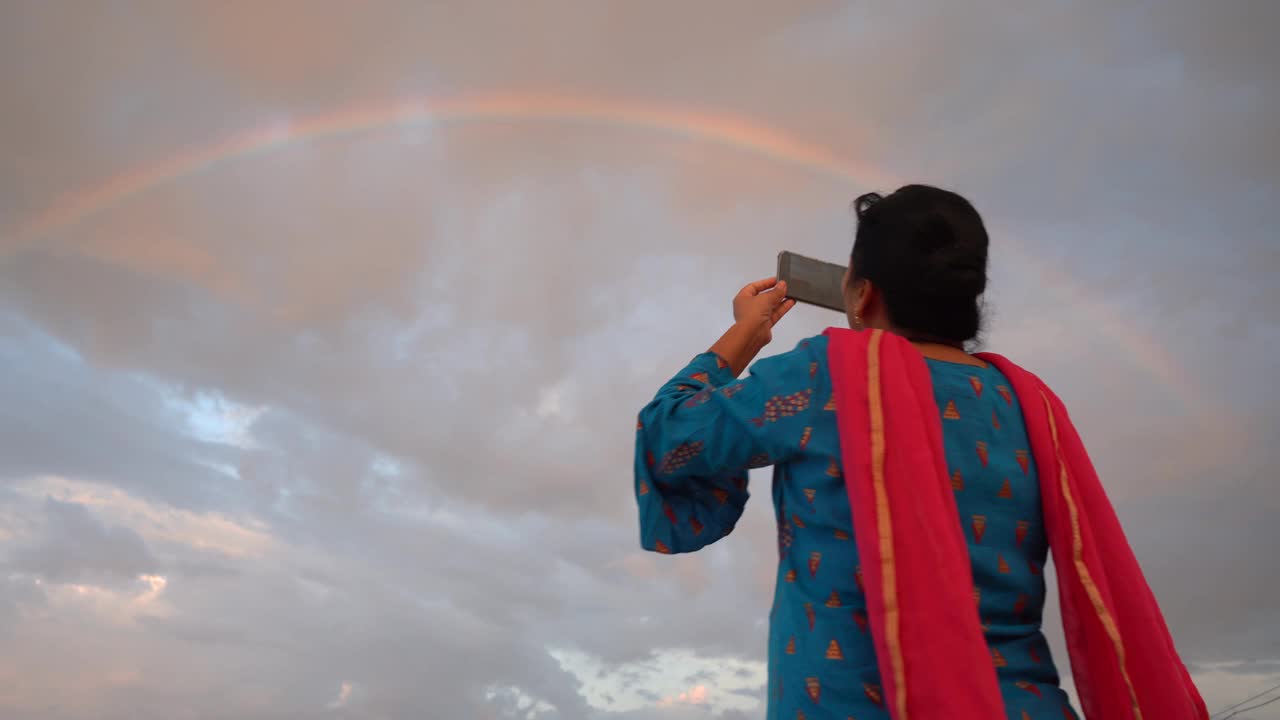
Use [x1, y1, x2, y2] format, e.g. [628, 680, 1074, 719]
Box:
[924, 355, 1068, 711]
[635, 335, 1074, 718]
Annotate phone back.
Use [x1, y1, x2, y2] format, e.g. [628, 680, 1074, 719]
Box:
[777, 251, 846, 312]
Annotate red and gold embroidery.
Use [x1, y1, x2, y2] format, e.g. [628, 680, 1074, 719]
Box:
[972, 515, 988, 543]
[943, 399, 961, 420]
[1015, 680, 1042, 698]
[683, 389, 713, 408]
[762, 389, 813, 423]
[1014, 594, 1029, 620]
[825, 639, 844, 660]
[806, 677, 821, 703]
[658, 441, 704, 474]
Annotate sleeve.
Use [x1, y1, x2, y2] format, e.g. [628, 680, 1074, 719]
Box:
[633, 339, 821, 554]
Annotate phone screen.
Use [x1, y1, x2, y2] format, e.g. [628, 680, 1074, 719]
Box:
[777, 251, 846, 312]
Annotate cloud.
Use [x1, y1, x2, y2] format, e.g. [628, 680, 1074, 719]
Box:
[10, 497, 158, 584]
[657, 685, 709, 708]
[327, 681, 354, 710]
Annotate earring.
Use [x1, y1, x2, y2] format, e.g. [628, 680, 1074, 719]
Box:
[853, 313, 864, 330]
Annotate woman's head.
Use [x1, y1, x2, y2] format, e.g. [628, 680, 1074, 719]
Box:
[843, 184, 989, 345]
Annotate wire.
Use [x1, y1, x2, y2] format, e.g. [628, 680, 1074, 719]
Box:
[1219, 693, 1280, 720]
[1213, 682, 1280, 719]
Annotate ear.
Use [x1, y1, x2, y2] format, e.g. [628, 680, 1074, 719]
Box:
[855, 279, 875, 317]
[850, 277, 873, 318]
[842, 269, 858, 301]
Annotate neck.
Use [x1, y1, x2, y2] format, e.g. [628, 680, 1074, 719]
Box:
[915, 342, 984, 365]
[889, 329, 985, 367]
[898, 330, 964, 349]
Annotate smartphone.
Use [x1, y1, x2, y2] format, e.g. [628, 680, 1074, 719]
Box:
[777, 251, 847, 312]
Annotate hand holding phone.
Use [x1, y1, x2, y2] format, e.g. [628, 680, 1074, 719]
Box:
[710, 276, 797, 375]
[732, 276, 795, 334]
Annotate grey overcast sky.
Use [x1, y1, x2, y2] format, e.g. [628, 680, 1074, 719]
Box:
[1, 1, 1278, 718]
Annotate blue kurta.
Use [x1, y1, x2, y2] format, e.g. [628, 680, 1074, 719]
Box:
[635, 334, 1077, 719]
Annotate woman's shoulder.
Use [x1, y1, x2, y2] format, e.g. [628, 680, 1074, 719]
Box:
[796, 333, 830, 354]
[972, 352, 1053, 392]
[770, 334, 830, 364]
[747, 334, 831, 378]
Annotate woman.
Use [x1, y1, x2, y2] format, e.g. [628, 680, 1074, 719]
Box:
[633, 185, 1206, 719]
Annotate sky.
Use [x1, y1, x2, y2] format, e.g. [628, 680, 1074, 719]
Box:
[1, 1, 1278, 718]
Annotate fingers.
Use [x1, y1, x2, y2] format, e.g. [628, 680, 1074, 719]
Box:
[742, 276, 779, 295]
[771, 297, 797, 325]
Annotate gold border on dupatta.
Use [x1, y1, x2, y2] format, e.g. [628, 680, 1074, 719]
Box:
[867, 331, 908, 719]
[1042, 392, 1142, 719]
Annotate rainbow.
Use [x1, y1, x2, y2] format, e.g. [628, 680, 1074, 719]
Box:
[998, 240, 1200, 401]
[7, 93, 888, 245]
[2, 92, 1198, 403]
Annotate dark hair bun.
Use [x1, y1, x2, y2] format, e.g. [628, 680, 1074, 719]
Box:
[853, 192, 883, 219]
[850, 185, 989, 342]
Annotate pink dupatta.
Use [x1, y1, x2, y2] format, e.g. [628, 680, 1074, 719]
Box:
[824, 328, 1207, 720]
